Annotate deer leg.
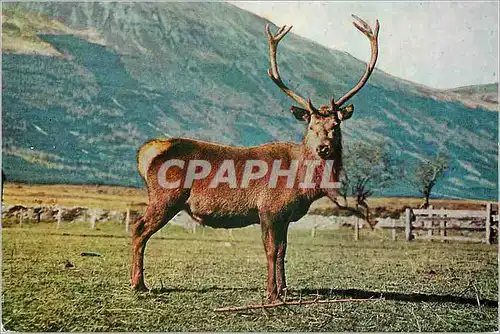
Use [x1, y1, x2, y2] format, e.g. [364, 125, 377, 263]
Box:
[260, 217, 279, 302]
[276, 223, 289, 296]
[131, 203, 181, 291]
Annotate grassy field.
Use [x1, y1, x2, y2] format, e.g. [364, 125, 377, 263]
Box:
[2, 221, 498, 332]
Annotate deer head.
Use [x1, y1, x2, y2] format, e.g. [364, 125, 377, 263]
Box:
[266, 15, 379, 159]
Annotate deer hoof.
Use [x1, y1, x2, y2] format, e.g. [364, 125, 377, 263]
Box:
[132, 282, 149, 292]
[266, 293, 282, 304]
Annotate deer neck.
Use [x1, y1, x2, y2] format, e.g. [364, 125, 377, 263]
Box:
[296, 131, 343, 198]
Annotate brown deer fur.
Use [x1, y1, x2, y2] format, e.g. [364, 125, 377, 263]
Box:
[131, 16, 379, 301]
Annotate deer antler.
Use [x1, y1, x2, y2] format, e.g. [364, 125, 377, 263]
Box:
[266, 24, 317, 113]
[331, 15, 380, 110]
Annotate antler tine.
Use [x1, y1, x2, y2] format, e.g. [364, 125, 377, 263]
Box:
[276, 25, 287, 37]
[332, 16, 380, 109]
[352, 14, 373, 34]
[330, 97, 336, 109]
[265, 24, 317, 112]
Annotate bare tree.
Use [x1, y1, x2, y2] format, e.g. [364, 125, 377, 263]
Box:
[405, 152, 450, 208]
[335, 140, 399, 225]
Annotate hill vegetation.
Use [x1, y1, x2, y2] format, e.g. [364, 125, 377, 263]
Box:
[445, 83, 498, 110]
[2, 2, 497, 200]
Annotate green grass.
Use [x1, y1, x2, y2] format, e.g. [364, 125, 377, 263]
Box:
[2, 222, 498, 331]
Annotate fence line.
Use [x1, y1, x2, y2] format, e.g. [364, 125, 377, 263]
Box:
[5, 205, 138, 233]
[5, 203, 498, 244]
[403, 203, 497, 244]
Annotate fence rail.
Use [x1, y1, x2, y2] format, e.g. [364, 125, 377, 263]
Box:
[5, 205, 136, 233]
[404, 203, 497, 244]
[5, 202, 498, 244]
[412, 209, 487, 217]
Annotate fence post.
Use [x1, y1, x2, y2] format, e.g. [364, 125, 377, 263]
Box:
[19, 209, 23, 227]
[440, 207, 447, 242]
[90, 212, 96, 230]
[125, 208, 130, 233]
[426, 205, 433, 241]
[56, 207, 62, 229]
[391, 218, 396, 241]
[405, 208, 412, 241]
[354, 217, 359, 241]
[485, 203, 492, 245]
[311, 224, 317, 238]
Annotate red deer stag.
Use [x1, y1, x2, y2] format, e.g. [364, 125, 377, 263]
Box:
[132, 15, 379, 302]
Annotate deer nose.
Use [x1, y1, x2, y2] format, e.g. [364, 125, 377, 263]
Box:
[316, 145, 330, 158]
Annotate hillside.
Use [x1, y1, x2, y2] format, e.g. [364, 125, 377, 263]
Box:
[416, 83, 498, 112]
[446, 83, 498, 111]
[2, 2, 498, 200]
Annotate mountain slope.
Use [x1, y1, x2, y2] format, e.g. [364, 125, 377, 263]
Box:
[446, 83, 498, 111]
[2, 2, 498, 200]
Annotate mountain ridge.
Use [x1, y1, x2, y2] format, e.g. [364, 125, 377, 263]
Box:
[2, 2, 497, 200]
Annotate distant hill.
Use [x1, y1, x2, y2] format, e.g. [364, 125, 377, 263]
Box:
[446, 83, 498, 111]
[417, 83, 498, 112]
[2, 2, 498, 200]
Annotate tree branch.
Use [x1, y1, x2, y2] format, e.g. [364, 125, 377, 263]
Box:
[214, 297, 383, 312]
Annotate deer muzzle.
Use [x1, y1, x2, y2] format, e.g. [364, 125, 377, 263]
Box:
[316, 145, 331, 158]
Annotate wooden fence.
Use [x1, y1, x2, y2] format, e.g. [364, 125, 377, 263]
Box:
[8, 203, 499, 244]
[12, 206, 134, 233]
[401, 204, 498, 244]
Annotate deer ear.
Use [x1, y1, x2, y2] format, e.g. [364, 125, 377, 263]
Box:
[290, 106, 311, 122]
[337, 104, 354, 121]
